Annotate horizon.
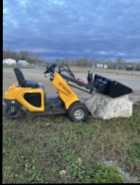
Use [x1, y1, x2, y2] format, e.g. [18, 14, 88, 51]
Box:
[3, 0, 140, 61]
[3, 49, 140, 63]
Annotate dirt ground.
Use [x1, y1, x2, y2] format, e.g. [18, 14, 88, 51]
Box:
[3, 66, 140, 103]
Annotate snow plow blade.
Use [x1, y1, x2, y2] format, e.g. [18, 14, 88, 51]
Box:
[93, 74, 133, 98]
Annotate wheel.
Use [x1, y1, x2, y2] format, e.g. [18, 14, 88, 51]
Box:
[3, 101, 24, 119]
[67, 102, 89, 122]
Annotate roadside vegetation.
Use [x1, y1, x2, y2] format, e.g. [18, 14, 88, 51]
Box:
[3, 50, 45, 65]
[3, 104, 140, 183]
[3, 50, 140, 70]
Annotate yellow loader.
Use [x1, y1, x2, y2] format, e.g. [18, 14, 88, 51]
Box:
[3, 64, 132, 122]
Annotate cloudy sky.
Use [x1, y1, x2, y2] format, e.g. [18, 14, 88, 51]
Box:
[3, 0, 140, 60]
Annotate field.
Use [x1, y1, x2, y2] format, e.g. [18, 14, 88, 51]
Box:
[2, 66, 140, 183]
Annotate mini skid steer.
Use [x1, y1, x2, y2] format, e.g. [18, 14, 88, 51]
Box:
[3, 64, 133, 122]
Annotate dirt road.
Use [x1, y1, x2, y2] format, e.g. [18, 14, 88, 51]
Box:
[3, 66, 140, 103]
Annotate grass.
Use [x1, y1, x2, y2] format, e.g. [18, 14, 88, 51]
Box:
[2, 104, 140, 183]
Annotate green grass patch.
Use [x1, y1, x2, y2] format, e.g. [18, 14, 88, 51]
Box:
[2, 105, 140, 183]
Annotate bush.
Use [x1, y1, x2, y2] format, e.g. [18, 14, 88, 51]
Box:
[3, 50, 45, 65]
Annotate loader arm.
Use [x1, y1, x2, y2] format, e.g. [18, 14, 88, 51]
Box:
[52, 72, 79, 109]
[45, 64, 133, 99]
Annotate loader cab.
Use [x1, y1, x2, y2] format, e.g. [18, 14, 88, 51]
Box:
[14, 67, 40, 88]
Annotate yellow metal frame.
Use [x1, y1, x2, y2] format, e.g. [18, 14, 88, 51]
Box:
[4, 84, 45, 112]
[3, 72, 79, 112]
[52, 72, 79, 109]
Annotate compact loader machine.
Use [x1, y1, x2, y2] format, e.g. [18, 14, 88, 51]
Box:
[3, 64, 133, 122]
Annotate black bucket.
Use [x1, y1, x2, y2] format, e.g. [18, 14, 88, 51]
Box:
[93, 74, 133, 98]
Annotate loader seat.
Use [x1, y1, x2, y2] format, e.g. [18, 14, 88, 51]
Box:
[14, 67, 39, 88]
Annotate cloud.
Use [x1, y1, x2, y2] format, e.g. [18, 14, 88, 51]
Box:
[48, 0, 65, 6]
[3, 0, 140, 59]
[3, 7, 8, 15]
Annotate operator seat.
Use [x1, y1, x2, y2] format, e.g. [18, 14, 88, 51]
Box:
[14, 67, 39, 88]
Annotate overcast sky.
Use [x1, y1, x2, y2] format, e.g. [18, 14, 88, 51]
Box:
[3, 0, 140, 60]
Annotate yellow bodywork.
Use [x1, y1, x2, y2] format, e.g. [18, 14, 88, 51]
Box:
[3, 72, 79, 112]
[52, 72, 79, 109]
[4, 84, 45, 112]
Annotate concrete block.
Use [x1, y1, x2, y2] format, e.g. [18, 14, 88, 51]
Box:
[84, 92, 133, 120]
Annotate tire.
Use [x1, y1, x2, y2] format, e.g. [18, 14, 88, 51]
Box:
[3, 100, 24, 119]
[67, 101, 89, 122]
